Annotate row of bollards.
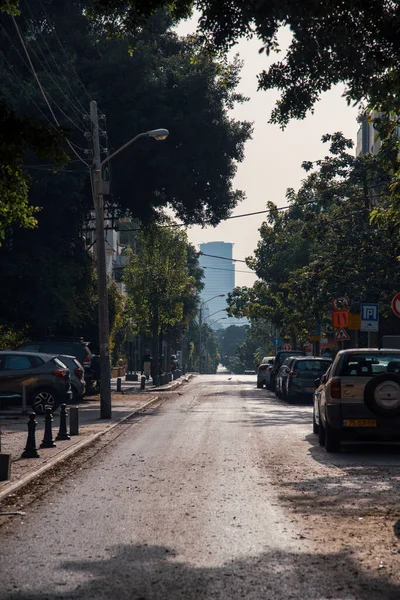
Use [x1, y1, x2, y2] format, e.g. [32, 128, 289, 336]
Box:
[21, 404, 78, 459]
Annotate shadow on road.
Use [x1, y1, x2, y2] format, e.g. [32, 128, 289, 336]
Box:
[4, 544, 400, 600]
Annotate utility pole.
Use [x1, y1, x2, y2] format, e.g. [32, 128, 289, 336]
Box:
[199, 306, 202, 374]
[90, 100, 112, 419]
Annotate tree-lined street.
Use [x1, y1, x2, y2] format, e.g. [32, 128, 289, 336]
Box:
[1, 375, 400, 598]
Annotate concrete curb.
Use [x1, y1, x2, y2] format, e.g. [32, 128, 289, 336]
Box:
[0, 394, 162, 504]
[120, 373, 194, 395]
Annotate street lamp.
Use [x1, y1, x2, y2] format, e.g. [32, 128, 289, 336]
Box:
[199, 294, 225, 374]
[90, 100, 169, 418]
[204, 309, 227, 322]
[207, 317, 227, 328]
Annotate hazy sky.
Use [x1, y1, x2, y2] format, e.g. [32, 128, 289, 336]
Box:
[176, 19, 359, 288]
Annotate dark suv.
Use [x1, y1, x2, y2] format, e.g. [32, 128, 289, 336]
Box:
[269, 350, 306, 393]
[17, 338, 99, 393]
[0, 351, 72, 414]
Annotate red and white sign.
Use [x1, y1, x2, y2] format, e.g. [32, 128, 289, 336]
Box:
[282, 343, 291, 351]
[392, 293, 400, 318]
[335, 327, 350, 341]
[332, 297, 349, 311]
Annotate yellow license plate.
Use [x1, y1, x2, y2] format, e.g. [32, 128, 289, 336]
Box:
[343, 419, 377, 427]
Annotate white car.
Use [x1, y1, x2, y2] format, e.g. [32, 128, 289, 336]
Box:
[314, 348, 400, 452]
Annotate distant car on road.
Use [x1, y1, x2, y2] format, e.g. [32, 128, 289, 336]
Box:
[269, 350, 305, 393]
[257, 356, 275, 388]
[0, 351, 72, 414]
[314, 348, 400, 452]
[276, 356, 332, 400]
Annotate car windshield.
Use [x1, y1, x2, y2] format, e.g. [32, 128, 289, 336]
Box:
[295, 360, 332, 372]
[338, 353, 400, 376]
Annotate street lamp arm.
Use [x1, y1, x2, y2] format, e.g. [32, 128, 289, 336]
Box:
[100, 128, 169, 169]
[101, 133, 148, 169]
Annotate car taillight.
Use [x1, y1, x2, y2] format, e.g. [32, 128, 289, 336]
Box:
[330, 377, 341, 399]
[289, 371, 298, 378]
[74, 367, 83, 379]
[53, 369, 68, 379]
[259, 365, 267, 371]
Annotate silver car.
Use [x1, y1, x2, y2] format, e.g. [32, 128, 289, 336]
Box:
[314, 348, 400, 452]
[257, 356, 275, 388]
[58, 355, 86, 401]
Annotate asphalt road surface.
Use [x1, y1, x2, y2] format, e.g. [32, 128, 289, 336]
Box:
[1, 374, 400, 599]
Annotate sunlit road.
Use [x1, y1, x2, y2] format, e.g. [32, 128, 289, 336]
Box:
[1, 374, 400, 599]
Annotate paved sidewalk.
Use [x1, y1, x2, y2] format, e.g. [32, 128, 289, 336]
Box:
[0, 375, 192, 502]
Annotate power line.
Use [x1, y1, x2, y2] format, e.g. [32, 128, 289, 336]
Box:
[203, 266, 254, 274]
[9, 12, 89, 167]
[199, 252, 247, 263]
[24, 0, 90, 118]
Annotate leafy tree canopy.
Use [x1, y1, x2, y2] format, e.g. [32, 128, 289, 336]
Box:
[228, 132, 400, 341]
[88, 0, 400, 127]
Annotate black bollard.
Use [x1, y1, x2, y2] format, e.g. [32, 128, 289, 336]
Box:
[117, 377, 122, 392]
[21, 414, 40, 458]
[40, 407, 56, 448]
[140, 375, 146, 390]
[56, 404, 70, 441]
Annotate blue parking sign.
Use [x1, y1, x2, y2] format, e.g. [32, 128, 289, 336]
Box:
[360, 303, 379, 332]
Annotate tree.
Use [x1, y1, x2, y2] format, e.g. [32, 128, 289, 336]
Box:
[89, 1, 400, 127]
[0, 1, 251, 343]
[227, 133, 400, 344]
[123, 219, 199, 376]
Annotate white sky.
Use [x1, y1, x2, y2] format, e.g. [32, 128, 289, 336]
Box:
[176, 19, 359, 287]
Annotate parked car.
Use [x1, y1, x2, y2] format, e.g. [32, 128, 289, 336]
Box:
[314, 348, 400, 452]
[58, 355, 86, 401]
[257, 356, 275, 388]
[269, 350, 306, 393]
[17, 338, 99, 393]
[275, 357, 297, 398]
[0, 351, 72, 414]
[277, 356, 332, 400]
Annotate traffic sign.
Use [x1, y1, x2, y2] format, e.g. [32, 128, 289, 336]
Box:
[333, 311, 348, 328]
[348, 312, 361, 330]
[360, 303, 379, 332]
[335, 327, 350, 341]
[332, 297, 349, 311]
[282, 343, 291, 351]
[391, 293, 400, 318]
[273, 337, 280, 346]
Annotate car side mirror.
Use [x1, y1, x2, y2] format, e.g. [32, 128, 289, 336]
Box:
[320, 374, 327, 384]
[314, 378, 321, 387]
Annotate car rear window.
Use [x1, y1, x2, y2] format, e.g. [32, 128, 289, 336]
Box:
[40, 343, 89, 362]
[1, 354, 44, 370]
[277, 352, 303, 366]
[338, 353, 400, 376]
[295, 360, 332, 372]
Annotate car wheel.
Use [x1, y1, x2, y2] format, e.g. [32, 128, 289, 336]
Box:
[325, 420, 341, 453]
[30, 388, 59, 415]
[364, 373, 400, 417]
[313, 406, 319, 434]
[257, 382, 263, 389]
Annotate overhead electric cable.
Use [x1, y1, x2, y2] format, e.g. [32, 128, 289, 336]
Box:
[9, 12, 89, 167]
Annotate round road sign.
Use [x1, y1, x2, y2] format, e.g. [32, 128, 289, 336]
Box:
[391, 293, 400, 318]
[282, 343, 291, 351]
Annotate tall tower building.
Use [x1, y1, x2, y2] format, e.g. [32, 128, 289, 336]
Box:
[199, 242, 235, 329]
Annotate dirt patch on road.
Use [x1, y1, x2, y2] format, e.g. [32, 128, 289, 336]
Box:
[259, 424, 400, 585]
